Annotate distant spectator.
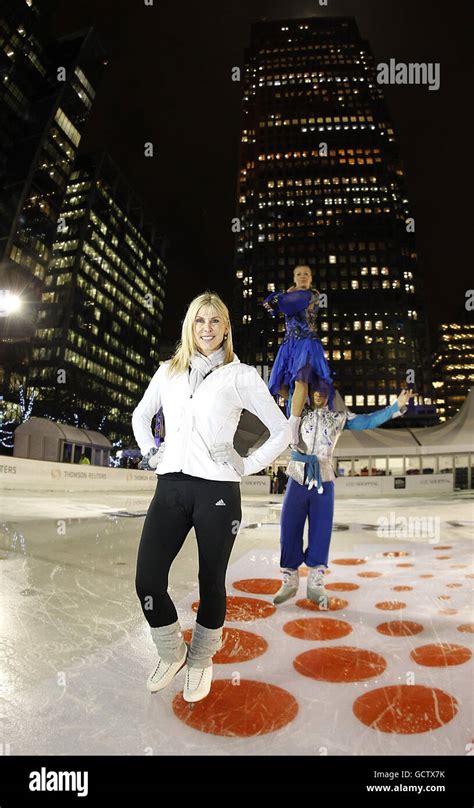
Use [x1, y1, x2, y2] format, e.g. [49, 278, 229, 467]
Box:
[277, 466, 286, 493]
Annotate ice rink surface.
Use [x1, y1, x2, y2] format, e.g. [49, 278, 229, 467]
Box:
[1, 486, 473, 756]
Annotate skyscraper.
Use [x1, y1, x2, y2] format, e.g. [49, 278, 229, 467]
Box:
[27, 152, 167, 443]
[433, 318, 474, 420]
[233, 16, 432, 416]
[0, 0, 106, 398]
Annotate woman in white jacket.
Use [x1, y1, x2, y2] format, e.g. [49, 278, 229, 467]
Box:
[132, 291, 291, 703]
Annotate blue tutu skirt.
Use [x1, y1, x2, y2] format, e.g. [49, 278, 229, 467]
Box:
[268, 336, 334, 409]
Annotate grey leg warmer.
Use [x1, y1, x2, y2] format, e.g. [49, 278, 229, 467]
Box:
[150, 620, 187, 663]
[186, 622, 223, 669]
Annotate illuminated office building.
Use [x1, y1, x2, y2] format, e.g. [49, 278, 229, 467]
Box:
[233, 17, 433, 416]
[27, 152, 167, 443]
[0, 0, 106, 400]
[433, 320, 474, 420]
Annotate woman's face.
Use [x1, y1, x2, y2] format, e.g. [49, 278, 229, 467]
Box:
[193, 306, 228, 356]
[293, 266, 312, 289]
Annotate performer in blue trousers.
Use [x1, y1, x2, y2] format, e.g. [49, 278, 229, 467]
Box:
[273, 381, 414, 607]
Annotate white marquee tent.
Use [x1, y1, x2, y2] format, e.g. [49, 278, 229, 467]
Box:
[269, 389, 474, 488]
[13, 417, 112, 466]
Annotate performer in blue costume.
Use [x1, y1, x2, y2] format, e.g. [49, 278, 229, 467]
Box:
[272, 381, 414, 608]
[262, 265, 334, 446]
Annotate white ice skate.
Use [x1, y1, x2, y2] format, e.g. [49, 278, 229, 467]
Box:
[183, 664, 213, 703]
[147, 645, 187, 693]
[307, 566, 329, 609]
[273, 567, 300, 605]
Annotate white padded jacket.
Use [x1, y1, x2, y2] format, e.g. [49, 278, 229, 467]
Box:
[131, 353, 292, 481]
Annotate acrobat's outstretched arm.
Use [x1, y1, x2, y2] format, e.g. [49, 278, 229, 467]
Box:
[344, 389, 414, 430]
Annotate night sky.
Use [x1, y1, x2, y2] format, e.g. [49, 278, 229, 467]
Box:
[51, 0, 472, 347]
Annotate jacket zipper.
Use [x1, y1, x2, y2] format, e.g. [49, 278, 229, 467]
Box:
[188, 362, 227, 399]
[182, 363, 229, 468]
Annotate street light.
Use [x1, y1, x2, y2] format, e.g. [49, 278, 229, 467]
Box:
[0, 290, 21, 317]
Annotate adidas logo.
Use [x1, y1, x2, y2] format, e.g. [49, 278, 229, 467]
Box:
[215, 499, 226, 506]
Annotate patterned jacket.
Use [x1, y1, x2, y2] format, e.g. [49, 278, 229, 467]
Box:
[262, 288, 320, 339]
[286, 400, 404, 489]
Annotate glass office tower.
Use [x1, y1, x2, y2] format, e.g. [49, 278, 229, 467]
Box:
[233, 17, 432, 416]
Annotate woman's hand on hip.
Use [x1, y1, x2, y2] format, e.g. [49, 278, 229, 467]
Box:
[210, 442, 245, 476]
[139, 443, 165, 470]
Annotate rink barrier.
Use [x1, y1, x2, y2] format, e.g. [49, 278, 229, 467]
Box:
[0, 457, 271, 495]
[334, 474, 453, 496]
[0, 457, 454, 496]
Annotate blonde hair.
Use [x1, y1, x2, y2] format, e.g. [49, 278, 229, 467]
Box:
[166, 291, 235, 376]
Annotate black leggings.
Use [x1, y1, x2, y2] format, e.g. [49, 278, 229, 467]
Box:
[135, 474, 242, 630]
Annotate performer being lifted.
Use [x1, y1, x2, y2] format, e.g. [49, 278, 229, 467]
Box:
[262, 264, 333, 446]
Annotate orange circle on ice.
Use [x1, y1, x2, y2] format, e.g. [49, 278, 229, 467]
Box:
[392, 586, 413, 592]
[358, 572, 383, 578]
[283, 617, 353, 641]
[294, 646, 386, 682]
[375, 601, 407, 610]
[435, 556, 451, 560]
[438, 608, 458, 616]
[296, 597, 348, 612]
[182, 626, 268, 663]
[173, 679, 298, 736]
[332, 558, 366, 565]
[396, 563, 414, 567]
[457, 623, 474, 633]
[326, 582, 360, 591]
[353, 685, 458, 733]
[232, 578, 281, 595]
[383, 551, 410, 557]
[376, 620, 424, 636]
[434, 546, 452, 550]
[419, 574, 434, 578]
[446, 583, 463, 588]
[192, 595, 276, 621]
[410, 643, 472, 667]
